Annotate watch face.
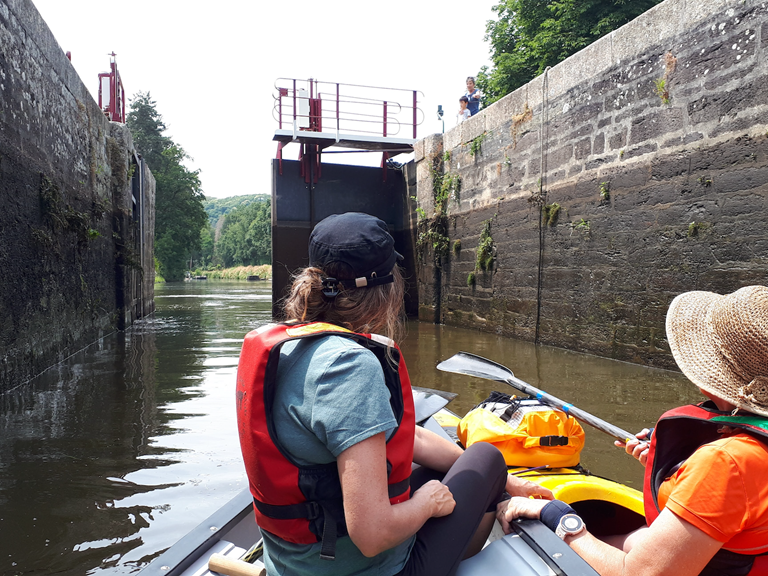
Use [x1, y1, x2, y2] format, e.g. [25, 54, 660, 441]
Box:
[562, 516, 582, 532]
[556, 514, 585, 538]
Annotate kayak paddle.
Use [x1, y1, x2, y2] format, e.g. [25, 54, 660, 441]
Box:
[436, 351, 637, 443]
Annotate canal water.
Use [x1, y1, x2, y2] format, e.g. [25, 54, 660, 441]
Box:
[0, 281, 701, 575]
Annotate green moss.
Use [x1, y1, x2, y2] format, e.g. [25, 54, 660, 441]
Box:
[475, 219, 495, 271]
[543, 203, 560, 226]
[467, 272, 476, 286]
[452, 239, 462, 255]
[469, 132, 489, 157]
[599, 181, 610, 201]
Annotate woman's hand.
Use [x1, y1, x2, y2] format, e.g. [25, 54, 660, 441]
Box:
[412, 479, 455, 518]
[496, 496, 549, 534]
[615, 428, 651, 467]
[505, 474, 555, 501]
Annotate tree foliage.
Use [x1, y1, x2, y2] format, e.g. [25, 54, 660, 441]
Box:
[478, 0, 664, 104]
[203, 194, 267, 227]
[215, 199, 271, 267]
[127, 92, 207, 281]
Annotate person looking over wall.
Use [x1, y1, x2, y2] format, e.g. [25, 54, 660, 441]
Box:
[457, 96, 471, 124]
[236, 212, 554, 576]
[465, 77, 482, 116]
[497, 285, 768, 576]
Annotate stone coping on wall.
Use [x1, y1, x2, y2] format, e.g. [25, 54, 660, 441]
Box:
[416, 0, 765, 156]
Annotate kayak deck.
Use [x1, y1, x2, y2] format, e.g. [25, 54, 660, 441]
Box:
[140, 401, 645, 576]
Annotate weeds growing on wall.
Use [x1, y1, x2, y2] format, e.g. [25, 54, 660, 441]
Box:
[417, 154, 454, 266]
[653, 51, 677, 104]
[543, 203, 561, 226]
[466, 218, 496, 286]
[476, 219, 495, 271]
[599, 181, 610, 201]
[570, 218, 591, 237]
[39, 174, 106, 246]
[469, 132, 489, 157]
[511, 104, 532, 148]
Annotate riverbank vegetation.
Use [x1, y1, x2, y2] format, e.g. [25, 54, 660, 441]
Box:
[128, 93, 207, 282]
[194, 265, 272, 281]
[189, 195, 271, 272]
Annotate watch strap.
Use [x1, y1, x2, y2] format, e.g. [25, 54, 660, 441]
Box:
[540, 500, 577, 532]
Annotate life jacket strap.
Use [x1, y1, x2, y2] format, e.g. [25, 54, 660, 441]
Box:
[253, 497, 321, 520]
[318, 503, 338, 561]
[387, 475, 410, 499]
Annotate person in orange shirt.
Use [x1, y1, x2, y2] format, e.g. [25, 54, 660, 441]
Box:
[497, 285, 768, 576]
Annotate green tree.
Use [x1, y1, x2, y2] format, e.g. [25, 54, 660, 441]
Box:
[215, 199, 271, 267]
[478, 0, 664, 104]
[127, 93, 207, 281]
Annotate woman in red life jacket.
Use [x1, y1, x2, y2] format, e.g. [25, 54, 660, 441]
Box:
[496, 285, 768, 576]
[236, 212, 553, 576]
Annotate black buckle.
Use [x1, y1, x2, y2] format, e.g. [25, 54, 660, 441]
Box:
[539, 435, 569, 447]
[321, 277, 340, 298]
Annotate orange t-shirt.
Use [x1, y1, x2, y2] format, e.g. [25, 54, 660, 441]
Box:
[658, 433, 768, 553]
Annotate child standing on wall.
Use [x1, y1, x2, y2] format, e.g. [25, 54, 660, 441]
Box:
[457, 96, 470, 124]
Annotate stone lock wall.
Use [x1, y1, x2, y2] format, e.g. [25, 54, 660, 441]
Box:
[0, 0, 155, 391]
[413, 0, 768, 369]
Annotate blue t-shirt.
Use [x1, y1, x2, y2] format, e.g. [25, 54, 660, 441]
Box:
[262, 335, 415, 576]
[465, 89, 481, 115]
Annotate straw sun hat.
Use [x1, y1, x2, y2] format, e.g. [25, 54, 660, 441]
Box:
[666, 285, 768, 417]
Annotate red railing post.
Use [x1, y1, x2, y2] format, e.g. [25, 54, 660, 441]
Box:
[336, 83, 340, 133]
[292, 79, 297, 123]
[383, 101, 388, 137]
[412, 90, 417, 139]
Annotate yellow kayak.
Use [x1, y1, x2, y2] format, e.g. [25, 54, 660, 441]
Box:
[434, 409, 646, 538]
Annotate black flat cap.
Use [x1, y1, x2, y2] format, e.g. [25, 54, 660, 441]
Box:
[309, 213, 403, 283]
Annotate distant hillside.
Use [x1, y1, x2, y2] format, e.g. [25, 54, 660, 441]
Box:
[203, 194, 269, 226]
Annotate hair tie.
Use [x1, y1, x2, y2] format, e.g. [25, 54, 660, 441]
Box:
[321, 278, 340, 298]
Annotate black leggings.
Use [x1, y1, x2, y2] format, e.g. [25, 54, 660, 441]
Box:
[395, 442, 507, 576]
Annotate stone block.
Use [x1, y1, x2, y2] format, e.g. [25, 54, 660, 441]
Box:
[549, 143, 574, 169]
[443, 125, 462, 153]
[574, 138, 592, 160]
[763, 19, 768, 50]
[593, 133, 606, 155]
[546, 37, 614, 102]
[458, 112, 484, 144]
[611, 0, 686, 64]
[629, 108, 684, 145]
[413, 139, 425, 162]
[609, 130, 628, 150]
[486, 86, 530, 134]
[715, 167, 768, 194]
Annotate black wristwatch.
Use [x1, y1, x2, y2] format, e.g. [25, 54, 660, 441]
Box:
[555, 513, 586, 540]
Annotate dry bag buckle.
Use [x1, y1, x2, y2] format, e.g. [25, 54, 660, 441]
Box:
[539, 435, 569, 447]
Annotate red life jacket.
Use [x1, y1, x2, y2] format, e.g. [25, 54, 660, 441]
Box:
[644, 402, 768, 575]
[236, 322, 415, 560]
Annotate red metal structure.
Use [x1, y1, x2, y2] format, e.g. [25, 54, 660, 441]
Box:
[98, 53, 126, 123]
[273, 78, 423, 182]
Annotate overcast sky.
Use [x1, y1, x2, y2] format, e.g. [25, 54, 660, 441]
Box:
[31, 0, 498, 199]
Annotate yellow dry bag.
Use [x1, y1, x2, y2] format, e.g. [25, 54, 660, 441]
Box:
[457, 392, 585, 468]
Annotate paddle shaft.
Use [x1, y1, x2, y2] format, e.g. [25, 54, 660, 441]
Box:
[436, 352, 638, 443]
[503, 372, 636, 442]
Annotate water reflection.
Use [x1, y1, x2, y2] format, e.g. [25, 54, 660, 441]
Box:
[0, 282, 272, 575]
[0, 281, 701, 575]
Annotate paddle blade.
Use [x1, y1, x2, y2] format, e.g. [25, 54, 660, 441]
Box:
[436, 352, 514, 384]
